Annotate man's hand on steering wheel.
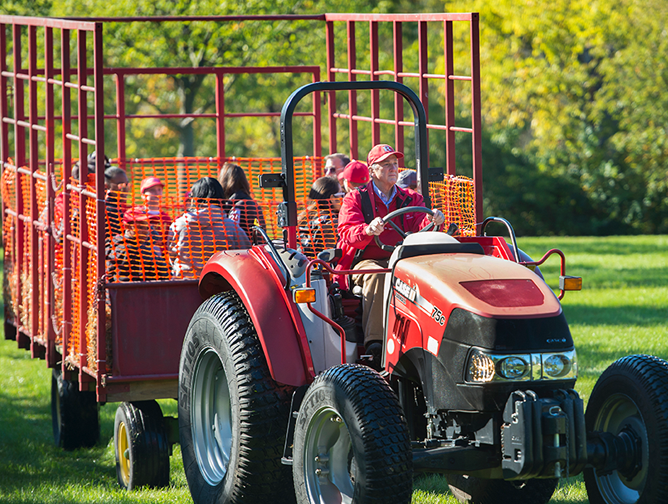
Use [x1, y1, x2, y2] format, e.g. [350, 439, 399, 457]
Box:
[429, 209, 445, 227]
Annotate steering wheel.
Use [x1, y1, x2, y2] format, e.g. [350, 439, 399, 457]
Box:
[373, 206, 437, 252]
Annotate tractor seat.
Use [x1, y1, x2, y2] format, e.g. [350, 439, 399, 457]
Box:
[395, 241, 484, 261]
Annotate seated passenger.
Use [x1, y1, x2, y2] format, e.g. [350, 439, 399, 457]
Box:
[132, 176, 172, 247]
[337, 144, 445, 368]
[218, 162, 266, 240]
[104, 166, 130, 242]
[168, 177, 251, 279]
[340, 160, 370, 194]
[106, 207, 170, 282]
[299, 176, 342, 257]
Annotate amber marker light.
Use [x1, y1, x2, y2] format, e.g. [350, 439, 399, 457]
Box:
[293, 288, 316, 304]
[560, 276, 582, 291]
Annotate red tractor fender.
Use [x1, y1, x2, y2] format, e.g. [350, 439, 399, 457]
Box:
[198, 248, 313, 387]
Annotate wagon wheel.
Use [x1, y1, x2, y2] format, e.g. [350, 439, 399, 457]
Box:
[292, 364, 413, 504]
[113, 400, 170, 490]
[584, 354, 668, 504]
[178, 291, 295, 504]
[51, 368, 99, 450]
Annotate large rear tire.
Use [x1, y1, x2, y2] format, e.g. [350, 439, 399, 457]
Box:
[178, 291, 294, 504]
[446, 475, 558, 504]
[584, 354, 668, 504]
[51, 368, 99, 450]
[113, 400, 170, 490]
[293, 364, 413, 504]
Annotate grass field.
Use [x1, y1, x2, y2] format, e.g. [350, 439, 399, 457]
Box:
[0, 235, 666, 503]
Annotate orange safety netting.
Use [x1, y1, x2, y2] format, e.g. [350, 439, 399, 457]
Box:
[1, 156, 476, 375]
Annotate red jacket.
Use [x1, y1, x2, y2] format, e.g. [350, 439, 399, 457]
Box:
[336, 181, 431, 282]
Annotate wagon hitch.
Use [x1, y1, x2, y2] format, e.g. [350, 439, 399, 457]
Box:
[587, 428, 642, 478]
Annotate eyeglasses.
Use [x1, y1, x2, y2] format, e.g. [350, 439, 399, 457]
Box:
[324, 166, 337, 175]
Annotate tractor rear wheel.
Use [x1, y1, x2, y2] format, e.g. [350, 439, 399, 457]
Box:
[584, 354, 668, 504]
[178, 291, 294, 504]
[446, 475, 558, 504]
[51, 368, 99, 450]
[113, 400, 170, 490]
[293, 364, 413, 504]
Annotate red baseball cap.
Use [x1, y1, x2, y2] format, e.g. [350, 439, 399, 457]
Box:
[140, 176, 164, 193]
[123, 207, 161, 224]
[340, 160, 370, 184]
[366, 144, 404, 167]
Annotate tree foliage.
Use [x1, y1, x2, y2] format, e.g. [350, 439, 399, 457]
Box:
[443, 0, 668, 233]
[2, 0, 667, 234]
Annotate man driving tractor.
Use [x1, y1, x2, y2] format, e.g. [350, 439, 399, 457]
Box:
[336, 143, 446, 368]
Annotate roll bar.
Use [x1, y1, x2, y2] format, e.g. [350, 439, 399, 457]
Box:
[264, 81, 430, 249]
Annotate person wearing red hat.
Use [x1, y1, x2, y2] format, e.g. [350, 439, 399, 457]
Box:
[130, 176, 172, 248]
[339, 160, 370, 193]
[336, 143, 446, 368]
[105, 207, 170, 282]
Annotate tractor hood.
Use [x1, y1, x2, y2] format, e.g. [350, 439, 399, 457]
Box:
[392, 252, 562, 320]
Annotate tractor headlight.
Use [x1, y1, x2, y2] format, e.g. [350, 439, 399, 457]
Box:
[498, 356, 530, 380]
[541, 351, 577, 380]
[465, 349, 577, 383]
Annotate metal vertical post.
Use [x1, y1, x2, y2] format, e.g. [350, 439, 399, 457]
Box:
[93, 22, 106, 397]
[115, 73, 126, 171]
[215, 70, 225, 160]
[61, 28, 72, 376]
[470, 14, 483, 233]
[44, 26, 57, 367]
[312, 68, 321, 164]
[369, 21, 380, 146]
[444, 21, 456, 177]
[418, 20, 429, 168]
[393, 21, 404, 156]
[326, 20, 336, 162]
[346, 21, 358, 160]
[28, 25, 39, 355]
[13, 24, 26, 344]
[0, 24, 7, 163]
[77, 28, 89, 388]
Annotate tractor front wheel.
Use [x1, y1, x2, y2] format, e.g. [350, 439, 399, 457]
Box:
[178, 291, 294, 504]
[584, 354, 668, 504]
[293, 364, 413, 504]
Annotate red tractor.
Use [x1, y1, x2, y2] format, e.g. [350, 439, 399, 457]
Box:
[176, 80, 668, 504]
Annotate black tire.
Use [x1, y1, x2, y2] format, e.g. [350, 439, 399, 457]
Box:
[178, 291, 294, 504]
[113, 400, 171, 490]
[293, 364, 413, 504]
[584, 354, 668, 504]
[51, 368, 99, 450]
[446, 475, 558, 504]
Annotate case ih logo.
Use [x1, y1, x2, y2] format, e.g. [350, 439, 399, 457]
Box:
[394, 278, 417, 302]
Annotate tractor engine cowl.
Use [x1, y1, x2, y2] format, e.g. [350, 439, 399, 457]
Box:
[386, 252, 576, 413]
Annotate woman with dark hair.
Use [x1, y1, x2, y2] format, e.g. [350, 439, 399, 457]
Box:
[299, 176, 342, 257]
[218, 162, 266, 240]
[168, 177, 251, 279]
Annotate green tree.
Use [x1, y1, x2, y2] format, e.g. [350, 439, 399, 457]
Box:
[441, 0, 668, 233]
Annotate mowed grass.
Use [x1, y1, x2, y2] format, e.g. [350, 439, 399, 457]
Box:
[1, 235, 666, 503]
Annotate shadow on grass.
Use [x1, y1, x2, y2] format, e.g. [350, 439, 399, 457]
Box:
[0, 387, 117, 495]
[564, 304, 667, 327]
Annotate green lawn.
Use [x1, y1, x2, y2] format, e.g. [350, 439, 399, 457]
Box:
[1, 235, 666, 503]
